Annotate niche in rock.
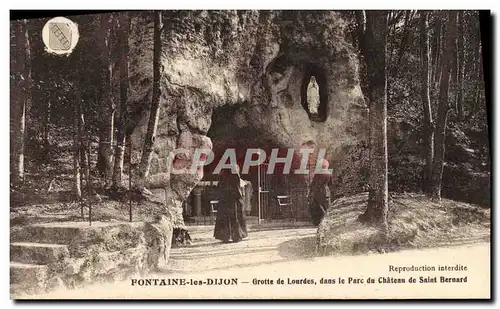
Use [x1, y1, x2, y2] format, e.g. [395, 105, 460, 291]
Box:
[300, 65, 328, 122]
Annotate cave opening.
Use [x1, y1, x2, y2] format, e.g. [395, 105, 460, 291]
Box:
[183, 104, 310, 224]
[300, 64, 328, 122]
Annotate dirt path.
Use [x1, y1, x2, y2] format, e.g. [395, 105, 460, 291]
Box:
[168, 227, 318, 273]
[31, 227, 490, 299]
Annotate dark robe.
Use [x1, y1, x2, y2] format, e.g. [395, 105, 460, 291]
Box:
[308, 178, 331, 226]
[214, 179, 248, 242]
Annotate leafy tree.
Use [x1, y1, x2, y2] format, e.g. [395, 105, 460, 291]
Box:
[359, 11, 389, 229]
[430, 11, 458, 201]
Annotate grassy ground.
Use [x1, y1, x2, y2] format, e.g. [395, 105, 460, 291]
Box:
[317, 192, 490, 256]
[10, 193, 172, 227]
[10, 134, 176, 229]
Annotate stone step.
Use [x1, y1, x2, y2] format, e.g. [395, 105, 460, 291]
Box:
[10, 242, 69, 265]
[11, 221, 145, 245]
[10, 262, 48, 296]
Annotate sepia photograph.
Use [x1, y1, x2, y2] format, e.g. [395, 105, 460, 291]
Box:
[9, 9, 491, 299]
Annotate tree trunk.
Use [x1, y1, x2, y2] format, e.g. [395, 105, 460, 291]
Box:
[431, 13, 442, 91]
[11, 20, 30, 185]
[112, 12, 130, 188]
[127, 133, 133, 221]
[355, 10, 371, 102]
[112, 133, 126, 187]
[387, 11, 403, 74]
[86, 127, 93, 199]
[359, 11, 389, 230]
[97, 14, 115, 184]
[355, 11, 366, 57]
[73, 92, 82, 200]
[472, 41, 483, 116]
[450, 18, 458, 116]
[419, 11, 434, 195]
[393, 10, 414, 78]
[137, 11, 163, 184]
[456, 11, 465, 120]
[97, 109, 114, 183]
[43, 99, 51, 153]
[431, 11, 457, 201]
[80, 113, 92, 198]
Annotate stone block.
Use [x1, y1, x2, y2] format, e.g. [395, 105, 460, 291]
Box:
[10, 242, 69, 265]
[10, 262, 48, 296]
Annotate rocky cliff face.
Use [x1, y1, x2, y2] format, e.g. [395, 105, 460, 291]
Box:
[126, 11, 368, 227]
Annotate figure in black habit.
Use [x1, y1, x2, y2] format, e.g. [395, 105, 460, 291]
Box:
[308, 174, 331, 226]
[214, 167, 248, 243]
